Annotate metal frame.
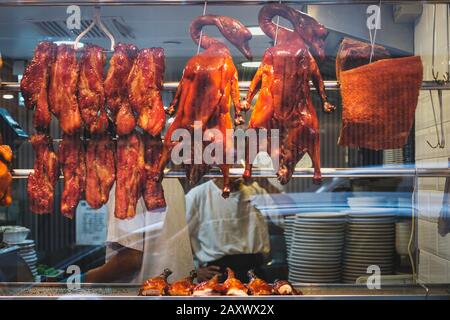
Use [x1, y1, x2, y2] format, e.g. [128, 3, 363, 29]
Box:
[2, 80, 450, 92]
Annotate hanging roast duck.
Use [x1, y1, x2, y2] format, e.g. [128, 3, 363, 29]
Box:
[243, 3, 334, 185]
[157, 15, 252, 198]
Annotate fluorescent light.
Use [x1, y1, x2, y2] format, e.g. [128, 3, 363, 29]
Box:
[54, 41, 84, 49]
[241, 61, 261, 68]
[2, 94, 14, 100]
[247, 26, 265, 36]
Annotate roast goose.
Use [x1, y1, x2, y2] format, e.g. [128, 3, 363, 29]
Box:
[247, 270, 272, 296]
[219, 267, 249, 296]
[139, 268, 172, 296]
[168, 270, 197, 296]
[192, 274, 221, 297]
[157, 15, 252, 198]
[244, 3, 334, 185]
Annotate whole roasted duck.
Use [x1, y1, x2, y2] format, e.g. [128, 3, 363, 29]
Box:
[244, 4, 334, 185]
[104, 43, 139, 136]
[139, 268, 172, 296]
[168, 270, 197, 296]
[20, 41, 57, 131]
[158, 15, 252, 198]
[78, 44, 108, 135]
[28, 133, 59, 214]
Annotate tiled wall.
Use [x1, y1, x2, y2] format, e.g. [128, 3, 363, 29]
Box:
[414, 4, 450, 284]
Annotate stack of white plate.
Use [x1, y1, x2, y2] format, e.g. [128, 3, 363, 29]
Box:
[288, 213, 347, 283]
[342, 210, 396, 283]
[347, 197, 386, 209]
[395, 220, 412, 256]
[7, 239, 38, 278]
[284, 215, 296, 262]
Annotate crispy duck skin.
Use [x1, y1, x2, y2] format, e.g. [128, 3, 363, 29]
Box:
[115, 132, 145, 219]
[192, 274, 221, 296]
[48, 45, 82, 135]
[28, 133, 59, 214]
[157, 15, 252, 198]
[272, 280, 299, 295]
[59, 134, 86, 218]
[127, 48, 166, 137]
[143, 134, 166, 210]
[168, 270, 197, 296]
[78, 44, 108, 135]
[20, 41, 57, 130]
[86, 134, 115, 209]
[244, 4, 334, 186]
[0, 141, 13, 207]
[220, 268, 248, 296]
[104, 43, 139, 136]
[139, 269, 172, 296]
[247, 270, 272, 296]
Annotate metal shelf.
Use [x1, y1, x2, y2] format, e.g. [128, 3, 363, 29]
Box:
[11, 167, 450, 179]
[2, 80, 450, 93]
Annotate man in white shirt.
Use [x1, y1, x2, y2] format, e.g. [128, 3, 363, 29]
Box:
[85, 179, 194, 283]
[186, 177, 278, 282]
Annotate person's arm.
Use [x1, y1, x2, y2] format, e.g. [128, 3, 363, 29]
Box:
[85, 245, 143, 283]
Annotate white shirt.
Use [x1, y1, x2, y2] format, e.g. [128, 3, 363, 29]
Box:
[185, 180, 271, 264]
[106, 179, 194, 283]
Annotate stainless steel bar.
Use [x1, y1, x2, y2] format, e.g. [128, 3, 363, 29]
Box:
[2, 80, 450, 92]
[11, 167, 450, 178]
[0, 1, 450, 7]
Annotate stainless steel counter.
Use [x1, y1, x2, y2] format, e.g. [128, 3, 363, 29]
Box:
[1, 282, 449, 300]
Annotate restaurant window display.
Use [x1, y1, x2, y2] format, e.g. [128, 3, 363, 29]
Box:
[0, 0, 449, 300]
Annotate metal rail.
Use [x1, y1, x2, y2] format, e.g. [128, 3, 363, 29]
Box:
[2, 80, 450, 92]
[11, 167, 450, 179]
[0, 0, 450, 7]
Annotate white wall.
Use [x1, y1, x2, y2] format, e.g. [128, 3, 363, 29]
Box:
[414, 4, 450, 284]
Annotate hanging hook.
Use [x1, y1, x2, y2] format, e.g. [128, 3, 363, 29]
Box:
[273, 0, 282, 46]
[73, 6, 116, 51]
[369, 0, 382, 63]
[426, 90, 446, 149]
[197, 1, 208, 54]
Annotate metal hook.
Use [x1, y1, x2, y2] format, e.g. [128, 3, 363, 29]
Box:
[426, 90, 446, 149]
[73, 6, 116, 51]
[197, 1, 208, 54]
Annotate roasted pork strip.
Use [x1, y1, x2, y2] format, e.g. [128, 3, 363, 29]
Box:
[143, 133, 166, 210]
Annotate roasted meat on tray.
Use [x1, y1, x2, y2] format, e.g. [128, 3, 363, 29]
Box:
[20, 41, 57, 131]
[272, 279, 299, 295]
[104, 43, 139, 136]
[85, 134, 115, 209]
[244, 3, 333, 185]
[127, 48, 166, 137]
[219, 268, 248, 296]
[59, 134, 86, 218]
[168, 270, 197, 296]
[139, 268, 172, 296]
[158, 15, 252, 198]
[28, 133, 59, 214]
[192, 274, 221, 296]
[247, 270, 272, 296]
[115, 132, 145, 219]
[48, 44, 82, 135]
[78, 44, 108, 135]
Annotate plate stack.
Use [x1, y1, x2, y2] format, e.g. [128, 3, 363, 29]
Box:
[7, 239, 38, 279]
[284, 215, 296, 262]
[288, 213, 347, 283]
[342, 210, 396, 283]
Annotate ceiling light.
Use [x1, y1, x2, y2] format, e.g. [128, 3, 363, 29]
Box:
[54, 41, 84, 49]
[247, 26, 265, 36]
[2, 94, 14, 100]
[241, 61, 261, 68]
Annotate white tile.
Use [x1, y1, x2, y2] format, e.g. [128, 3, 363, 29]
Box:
[418, 177, 439, 191]
[429, 191, 444, 220]
[418, 250, 431, 283]
[429, 253, 449, 284]
[418, 219, 438, 254]
[417, 191, 430, 220]
[438, 232, 450, 260]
